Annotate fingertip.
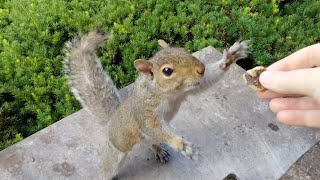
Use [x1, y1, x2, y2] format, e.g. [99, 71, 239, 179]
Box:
[256, 91, 266, 99]
[276, 111, 305, 127]
[259, 70, 305, 95]
[266, 60, 288, 71]
[259, 71, 272, 88]
[256, 90, 274, 99]
[256, 90, 285, 99]
[266, 64, 278, 71]
[276, 111, 292, 125]
[269, 98, 281, 113]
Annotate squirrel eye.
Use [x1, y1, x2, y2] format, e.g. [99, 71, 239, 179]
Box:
[162, 67, 174, 76]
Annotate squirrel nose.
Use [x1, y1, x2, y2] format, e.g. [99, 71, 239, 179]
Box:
[196, 66, 205, 75]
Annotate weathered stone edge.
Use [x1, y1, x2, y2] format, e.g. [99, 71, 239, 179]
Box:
[279, 140, 320, 180]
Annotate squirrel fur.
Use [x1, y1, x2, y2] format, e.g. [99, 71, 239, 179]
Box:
[64, 28, 249, 179]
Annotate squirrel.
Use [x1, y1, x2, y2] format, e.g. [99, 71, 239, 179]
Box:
[63, 28, 249, 179]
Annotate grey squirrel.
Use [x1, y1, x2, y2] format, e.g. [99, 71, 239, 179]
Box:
[64, 28, 249, 179]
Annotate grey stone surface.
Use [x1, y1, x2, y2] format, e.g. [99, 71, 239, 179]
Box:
[280, 141, 320, 180]
[0, 46, 318, 180]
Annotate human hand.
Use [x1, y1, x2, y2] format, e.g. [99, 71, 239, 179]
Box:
[256, 44, 320, 128]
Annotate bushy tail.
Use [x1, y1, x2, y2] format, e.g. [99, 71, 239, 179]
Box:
[63, 29, 120, 122]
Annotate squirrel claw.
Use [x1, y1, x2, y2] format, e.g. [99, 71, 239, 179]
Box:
[152, 144, 171, 163]
[155, 148, 170, 163]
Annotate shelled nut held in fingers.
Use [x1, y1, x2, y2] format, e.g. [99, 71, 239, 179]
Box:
[243, 66, 267, 92]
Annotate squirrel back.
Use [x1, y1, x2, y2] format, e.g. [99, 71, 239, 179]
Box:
[63, 29, 120, 122]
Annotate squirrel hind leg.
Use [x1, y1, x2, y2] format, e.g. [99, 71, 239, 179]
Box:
[102, 152, 127, 180]
[151, 143, 171, 163]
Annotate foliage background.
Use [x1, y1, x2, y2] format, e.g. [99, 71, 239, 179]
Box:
[0, 0, 319, 150]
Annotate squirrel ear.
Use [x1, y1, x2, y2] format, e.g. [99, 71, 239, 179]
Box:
[158, 39, 170, 48]
[134, 59, 154, 80]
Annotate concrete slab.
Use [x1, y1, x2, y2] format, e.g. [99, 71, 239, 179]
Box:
[0, 46, 318, 180]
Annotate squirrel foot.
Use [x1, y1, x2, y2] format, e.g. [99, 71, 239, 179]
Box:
[152, 144, 170, 163]
[179, 140, 199, 160]
[220, 40, 250, 70]
[168, 137, 199, 160]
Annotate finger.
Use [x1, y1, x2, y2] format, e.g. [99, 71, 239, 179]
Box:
[256, 90, 286, 99]
[259, 68, 320, 98]
[270, 96, 320, 113]
[256, 90, 302, 100]
[267, 44, 320, 71]
[277, 110, 320, 128]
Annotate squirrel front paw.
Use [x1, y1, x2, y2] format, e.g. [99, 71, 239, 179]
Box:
[220, 40, 250, 70]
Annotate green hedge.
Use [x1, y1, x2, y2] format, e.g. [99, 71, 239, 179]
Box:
[0, 0, 319, 150]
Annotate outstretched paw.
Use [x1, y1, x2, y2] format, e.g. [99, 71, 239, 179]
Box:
[220, 40, 250, 70]
[152, 144, 171, 163]
[179, 141, 199, 160]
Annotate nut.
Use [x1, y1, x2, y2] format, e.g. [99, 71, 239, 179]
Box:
[243, 66, 267, 92]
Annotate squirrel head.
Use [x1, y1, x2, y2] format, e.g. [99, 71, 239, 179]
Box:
[134, 41, 205, 93]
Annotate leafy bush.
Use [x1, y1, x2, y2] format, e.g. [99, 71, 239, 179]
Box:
[0, 0, 319, 150]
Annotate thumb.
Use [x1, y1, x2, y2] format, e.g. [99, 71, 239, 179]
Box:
[259, 68, 320, 99]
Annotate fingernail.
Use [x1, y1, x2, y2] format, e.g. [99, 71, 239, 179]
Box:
[259, 71, 273, 87]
